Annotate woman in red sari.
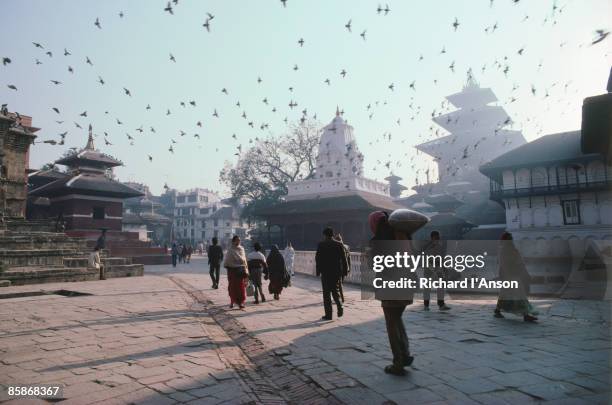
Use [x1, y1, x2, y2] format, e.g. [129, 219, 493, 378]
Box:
[224, 235, 249, 309]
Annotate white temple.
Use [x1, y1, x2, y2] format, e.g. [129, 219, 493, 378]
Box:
[286, 108, 391, 201]
[413, 70, 526, 201]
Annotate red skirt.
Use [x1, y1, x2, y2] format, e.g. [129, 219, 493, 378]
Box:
[228, 267, 247, 305]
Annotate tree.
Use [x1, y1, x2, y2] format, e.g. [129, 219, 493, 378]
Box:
[220, 119, 320, 219]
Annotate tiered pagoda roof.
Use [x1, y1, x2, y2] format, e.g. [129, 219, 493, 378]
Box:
[30, 126, 142, 199]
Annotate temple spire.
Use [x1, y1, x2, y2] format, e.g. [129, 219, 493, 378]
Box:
[335, 106, 340, 117]
[85, 124, 95, 150]
[464, 68, 479, 89]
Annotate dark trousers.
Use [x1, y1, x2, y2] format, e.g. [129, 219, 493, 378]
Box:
[210, 263, 220, 286]
[322, 276, 342, 317]
[172, 254, 177, 267]
[250, 268, 265, 301]
[382, 305, 410, 368]
[423, 268, 445, 306]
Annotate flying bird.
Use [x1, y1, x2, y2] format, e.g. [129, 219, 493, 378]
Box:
[50, 80, 62, 85]
[592, 29, 610, 45]
[52, 107, 60, 114]
[94, 17, 101, 29]
[123, 87, 132, 96]
[360, 30, 367, 40]
[32, 42, 44, 49]
[298, 38, 304, 47]
[452, 18, 460, 31]
[86, 56, 93, 66]
[63, 48, 71, 56]
[2, 57, 11, 66]
[345, 19, 352, 32]
[164, 2, 174, 14]
[169, 53, 176, 62]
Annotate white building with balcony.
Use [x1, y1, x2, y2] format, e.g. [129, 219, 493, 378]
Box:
[480, 130, 612, 241]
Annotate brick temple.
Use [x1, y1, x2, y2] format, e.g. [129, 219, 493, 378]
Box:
[0, 110, 144, 285]
[29, 125, 144, 230]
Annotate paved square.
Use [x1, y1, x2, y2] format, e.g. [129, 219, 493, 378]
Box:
[0, 257, 610, 404]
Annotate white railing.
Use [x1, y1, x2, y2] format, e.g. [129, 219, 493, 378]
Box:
[293, 250, 366, 285]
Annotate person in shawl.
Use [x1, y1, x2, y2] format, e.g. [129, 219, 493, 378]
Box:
[283, 242, 295, 276]
[247, 242, 267, 304]
[266, 245, 287, 300]
[224, 235, 249, 309]
[494, 232, 538, 322]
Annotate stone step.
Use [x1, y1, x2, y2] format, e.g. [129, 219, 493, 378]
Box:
[0, 249, 83, 267]
[0, 263, 144, 285]
[1, 266, 99, 285]
[63, 256, 132, 268]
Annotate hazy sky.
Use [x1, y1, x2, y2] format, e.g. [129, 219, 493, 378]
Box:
[2, 0, 610, 195]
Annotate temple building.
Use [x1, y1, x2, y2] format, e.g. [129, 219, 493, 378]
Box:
[122, 182, 172, 244]
[256, 109, 401, 250]
[0, 110, 145, 284]
[412, 71, 526, 203]
[29, 126, 143, 231]
[397, 72, 526, 240]
[0, 106, 39, 219]
[479, 73, 612, 299]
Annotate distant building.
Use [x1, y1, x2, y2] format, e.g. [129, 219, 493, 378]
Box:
[412, 71, 526, 202]
[174, 188, 248, 246]
[256, 109, 401, 249]
[123, 182, 172, 243]
[480, 130, 611, 241]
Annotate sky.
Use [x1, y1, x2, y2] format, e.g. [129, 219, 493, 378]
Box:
[1, 0, 610, 196]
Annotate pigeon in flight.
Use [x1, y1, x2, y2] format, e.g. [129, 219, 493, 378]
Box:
[592, 29, 610, 45]
[345, 19, 352, 32]
[94, 17, 101, 29]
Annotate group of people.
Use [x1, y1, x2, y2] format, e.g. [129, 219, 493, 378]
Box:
[209, 236, 293, 309]
[366, 208, 539, 376]
[170, 243, 193, 266]
[162, 209, 537, 378]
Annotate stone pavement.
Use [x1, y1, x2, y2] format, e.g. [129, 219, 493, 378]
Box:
[0, 256, 610, 404]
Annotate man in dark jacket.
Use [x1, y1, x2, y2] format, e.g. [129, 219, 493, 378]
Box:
[315, 227, 348, 320]
[207, 237, 224, 289]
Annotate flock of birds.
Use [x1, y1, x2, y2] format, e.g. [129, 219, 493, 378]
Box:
[1, 0, 610, 190]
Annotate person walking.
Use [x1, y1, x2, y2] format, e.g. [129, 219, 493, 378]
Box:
[494, 232, 538, 322]
[333, 234, 351, 303]
[181, 245, 188, 264]
[369, 209, 429, 376]
[247, 242, 267, 304]
[171, 242, 179, 267]
[422, 230, 451, 311]
[224, 235, 249, 309]
[207, 237, 224, 289]
[266, 245, 288, 300]
[283, 242, 295, 276]
[186, 245, 193, 263]
[315, 227, 348, 320]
